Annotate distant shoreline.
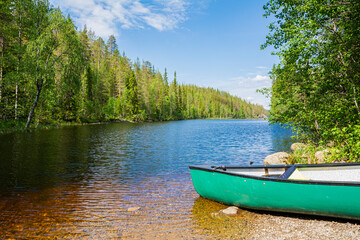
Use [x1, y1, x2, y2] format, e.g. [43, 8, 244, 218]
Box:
[0, 117, 269, 135]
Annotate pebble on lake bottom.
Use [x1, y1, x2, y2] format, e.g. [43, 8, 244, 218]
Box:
[127, 207, 141, 212]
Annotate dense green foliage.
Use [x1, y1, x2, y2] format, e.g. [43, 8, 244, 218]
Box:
[0, 0, 268, 130]
[263, 0, 360, 160]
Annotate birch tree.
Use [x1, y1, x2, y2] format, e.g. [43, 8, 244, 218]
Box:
[25, 1, 83, 128]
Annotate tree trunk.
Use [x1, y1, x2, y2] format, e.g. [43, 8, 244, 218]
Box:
[0, 37, 4, 103]
[97, 50, 100, 72]
[25, 82, 42, 128]
[15, 0, 23, 120]
[15, 84, 18, 119]
[25, 48, 40, 129]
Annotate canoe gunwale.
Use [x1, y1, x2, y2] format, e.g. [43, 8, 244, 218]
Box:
[189, 162, 360, 187]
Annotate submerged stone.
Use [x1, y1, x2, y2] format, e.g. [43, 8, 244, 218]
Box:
[127, 207, 141, 212]
[219, 206, 240, 216]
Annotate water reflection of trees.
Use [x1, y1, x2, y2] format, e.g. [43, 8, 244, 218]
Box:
[0, 126, 96, 194]
[270, 124, 295, 152]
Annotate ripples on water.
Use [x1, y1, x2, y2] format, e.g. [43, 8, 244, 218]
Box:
[0, 120, 293, 239]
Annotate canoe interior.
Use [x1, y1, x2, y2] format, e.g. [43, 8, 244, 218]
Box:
[212, 164, 360, 183]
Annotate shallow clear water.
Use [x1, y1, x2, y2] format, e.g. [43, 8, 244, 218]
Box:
[0, 119, 293, 238]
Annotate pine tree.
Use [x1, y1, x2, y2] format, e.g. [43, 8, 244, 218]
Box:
[107, 35, 117, 56]
[125, 69, 139, 120]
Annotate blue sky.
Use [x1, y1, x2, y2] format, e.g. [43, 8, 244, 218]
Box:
[50, 0, 277, 109]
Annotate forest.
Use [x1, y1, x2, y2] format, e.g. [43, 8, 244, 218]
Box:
[0, 0, 268, 130]
[262, 0, 360, 160]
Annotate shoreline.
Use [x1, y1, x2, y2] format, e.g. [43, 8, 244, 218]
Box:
[0, 117, 268, 135]
[245, 210, 360, 239]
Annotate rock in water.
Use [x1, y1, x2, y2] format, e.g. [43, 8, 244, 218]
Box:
[264, 152, 290, 165]
[219, 206, 240, 216]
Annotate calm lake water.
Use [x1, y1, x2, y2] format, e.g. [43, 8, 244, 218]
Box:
[0, 119, 293, 239]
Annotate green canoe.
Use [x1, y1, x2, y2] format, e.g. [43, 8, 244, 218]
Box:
[189, 163, 360, 220]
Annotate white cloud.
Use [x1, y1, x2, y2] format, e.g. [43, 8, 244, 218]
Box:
[51, 0, 189, 37]
[249, 75, 270, 82]
[130, 2, 150, 14]
[231, 74, 271, 87]
[143, 14, 170, 31]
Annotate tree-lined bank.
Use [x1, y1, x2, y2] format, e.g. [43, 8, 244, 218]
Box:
[263, 0, 360, 160]
[0, 0, 268, 131]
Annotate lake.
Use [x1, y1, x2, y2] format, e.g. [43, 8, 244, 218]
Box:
[0, 119, 293, 239]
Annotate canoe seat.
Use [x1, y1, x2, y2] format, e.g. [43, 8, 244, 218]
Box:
[288, 169, 308, 180]
[280, 166, 308, 180]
